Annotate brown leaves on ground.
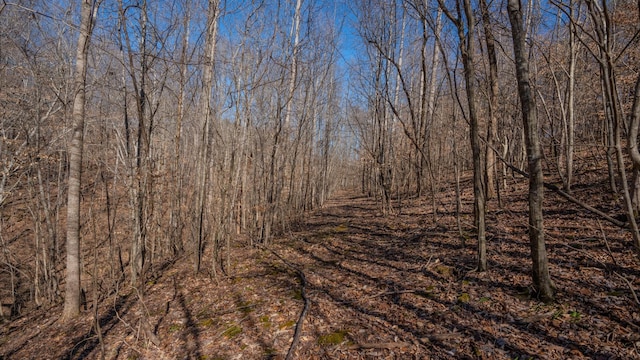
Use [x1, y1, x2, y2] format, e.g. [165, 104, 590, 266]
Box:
[2, 170, 640, 359]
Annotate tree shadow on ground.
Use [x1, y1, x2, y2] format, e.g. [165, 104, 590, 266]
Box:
[277, 194, 632, 358]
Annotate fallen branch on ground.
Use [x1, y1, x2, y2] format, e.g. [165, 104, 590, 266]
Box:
[344, 342, 412, 350]
[614, 272, 640, 307]
[598, 220, 619, 267]
[368, 290, 417, 299]
[490, 146, 626, 228]
[260, 245, 310, 360]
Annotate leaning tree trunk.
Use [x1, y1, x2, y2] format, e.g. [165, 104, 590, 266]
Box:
[63, 0, 96, 320]
[508, 0, 554, 301]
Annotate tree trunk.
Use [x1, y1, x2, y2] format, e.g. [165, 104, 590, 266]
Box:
[461, 0, 487, 271]
[507, 0, 554, 301]
[438, 0, 487, 270]
[584, 0, 640, 249]
[171, 0, 191, 256]
[194, 0, 220, 272]
[464, 18, 486, 271]
[479, 0, 498, 200]
[131, 0, 150, 288]
[63, 0, 96, 320]
[629, 72, 640, 213]
[565, 2, 576, 192]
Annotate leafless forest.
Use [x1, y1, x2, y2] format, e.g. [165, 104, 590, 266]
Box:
[2, 0, 640, 358]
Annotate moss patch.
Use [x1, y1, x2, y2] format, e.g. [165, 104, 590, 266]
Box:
[434, 265, 452, 277]
[196, 308, 215, 320]
[318, 330, 349, 346]
[279, 320, 296, 329]
[334, 224, 348, 233]
[457, 293, 471, 303]
[198, 318, 215, 328]
[259, 315, 271, 328]
[236, 300, 256, 314]
[222, 324, 243, 338]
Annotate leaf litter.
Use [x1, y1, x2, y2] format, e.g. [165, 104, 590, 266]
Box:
[2, 168, 640, 359]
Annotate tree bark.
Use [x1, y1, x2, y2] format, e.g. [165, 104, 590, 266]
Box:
[63, 0, 96, 320]
[462, 0, 487, 272]
[194, 0, 220, 272]
[507, 0, 554, 301]
[629, 71, 640, 168]
[479, 0, 498, 200]
[438, 0, 487, 270]
[131, 0, 149, 288]
[565, 2, 576, 192]
[583, 0, 640, 249]
[627, 68, 640, 212]
[170, 0, 191, 256]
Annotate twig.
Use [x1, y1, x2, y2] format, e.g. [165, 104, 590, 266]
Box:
[545, 229, 609, 270]
[344, 342, 412, 350]
[558, 242, 608, 269]
[368, 290, 417, 299]
[113, 290, 135, 334]
[92, 238, 105, 360]
[556, 230, 640, 310]
[488, 144, 626, 227]
[69, 334, 100, 359]
[419, 332, 463, 343]
[133, 287, 160, 346]
[409, 255, 432, 272]
[261, 246, 310, 360]
[614, 272, 640, 307]
[598, 220, 618, 267]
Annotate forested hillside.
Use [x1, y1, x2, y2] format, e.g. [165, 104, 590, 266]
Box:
[1, 0, 640, 358]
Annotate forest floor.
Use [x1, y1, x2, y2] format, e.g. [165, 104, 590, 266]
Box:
[3, 169, 640, 359]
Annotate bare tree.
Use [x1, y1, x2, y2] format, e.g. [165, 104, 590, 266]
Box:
[63, 0, 97, 320]
[438, 0, 487, 270]
[581, 0, 640, 248]
[169, 0, 193, 257]
[479, 0, 499, 200]
[629, 73, 640, 211]
[194, 0, 221, 273]
[507, 0, 554, 301]
[355, 0, 396, 213]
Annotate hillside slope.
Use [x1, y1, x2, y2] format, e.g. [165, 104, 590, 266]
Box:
[2, 170, 640, 359]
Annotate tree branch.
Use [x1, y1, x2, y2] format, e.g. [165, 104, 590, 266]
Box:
[261, 246, 310, 360]
[488, 144, 627, 228]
